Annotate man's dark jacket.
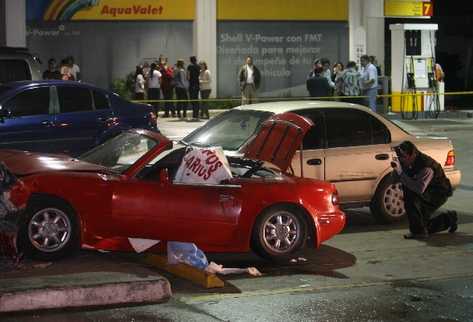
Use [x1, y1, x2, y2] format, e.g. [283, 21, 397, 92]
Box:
[404, 151, 452, 198]
[306, 72, 331, 98]
[239, 64, 261, 90]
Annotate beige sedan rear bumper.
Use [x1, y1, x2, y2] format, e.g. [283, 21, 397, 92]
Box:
[446, 169, 462, 189]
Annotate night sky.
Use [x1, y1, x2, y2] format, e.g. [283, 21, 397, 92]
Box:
[432, 0, 473, 107]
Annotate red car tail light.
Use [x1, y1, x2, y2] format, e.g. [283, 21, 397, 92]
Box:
[445, 150, 455, 166]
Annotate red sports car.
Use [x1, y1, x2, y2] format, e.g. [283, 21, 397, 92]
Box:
[2, 113, 345, 261]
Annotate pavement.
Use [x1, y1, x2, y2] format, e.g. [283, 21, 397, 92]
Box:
[0, 108, 471, 315]
[0, 252, 171, 314]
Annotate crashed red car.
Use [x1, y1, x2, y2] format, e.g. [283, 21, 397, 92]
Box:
[2, 113, 345, 261]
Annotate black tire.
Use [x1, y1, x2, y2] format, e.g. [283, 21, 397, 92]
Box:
[370, 175, 406, 224]
[18, 197, 80, 261]
[251, 205, 307, 260]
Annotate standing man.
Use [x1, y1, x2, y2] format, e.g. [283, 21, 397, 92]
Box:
[68, 56, 81, 81]
[320, 58, 335, 91]
[306, 62, 331, 98]
[238, 56, 261, 105]
[369, 55, 382, 76]
[42, 58, 61, 80]
[173, 59, 189, 119]
[159, 56, 175, 117]
[338, 61, 362, 104]
[187, 56, 201, 119]
[391, 141, 458, 239]
[360, 55, 378, 112]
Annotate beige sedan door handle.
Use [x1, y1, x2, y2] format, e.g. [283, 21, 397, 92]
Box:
[375, 153, 390, 160]
[307, 158, 322, 166]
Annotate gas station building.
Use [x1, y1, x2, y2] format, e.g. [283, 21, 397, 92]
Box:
[1, 0, 435, 106]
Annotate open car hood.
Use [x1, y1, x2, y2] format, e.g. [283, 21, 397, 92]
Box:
[241, 112, 313, 172]
[0, 149, 110, 176]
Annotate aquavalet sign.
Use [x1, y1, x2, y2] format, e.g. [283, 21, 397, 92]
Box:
[26, 0, 194, 21]
[100, 4, 164, 18]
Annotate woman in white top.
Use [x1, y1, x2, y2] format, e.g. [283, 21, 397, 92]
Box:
[199, 61, 211, 119]
[134, 65, 145, 100]
[147, 62, 162, 114]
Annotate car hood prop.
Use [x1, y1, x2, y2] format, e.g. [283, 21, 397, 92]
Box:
[241, 112, 313, 173]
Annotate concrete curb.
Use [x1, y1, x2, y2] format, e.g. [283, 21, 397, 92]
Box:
[0, 276, 171, 313]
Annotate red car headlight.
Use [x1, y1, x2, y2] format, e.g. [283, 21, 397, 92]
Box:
[8, 180, 30, 209]
[331, 191, 339, 206]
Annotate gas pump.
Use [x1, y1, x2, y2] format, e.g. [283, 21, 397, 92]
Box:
[390, 24, 443, 119]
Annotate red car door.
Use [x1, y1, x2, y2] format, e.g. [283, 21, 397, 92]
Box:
[110, 177, 241, 245]
[164, 182, 242, 246]
[110, 178, 171, 239]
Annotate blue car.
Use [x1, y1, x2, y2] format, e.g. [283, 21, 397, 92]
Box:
[0, 80, 158, 156]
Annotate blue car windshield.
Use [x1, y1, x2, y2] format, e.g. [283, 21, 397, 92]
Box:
[79, 132, 158, 173]
[181, 109, 273, 151]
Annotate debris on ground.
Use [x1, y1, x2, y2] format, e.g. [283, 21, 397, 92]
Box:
[32, 262, 53, 269]
[167, 241, 208, 270]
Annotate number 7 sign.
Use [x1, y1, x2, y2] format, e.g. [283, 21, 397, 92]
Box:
[423, 2, 433, 16]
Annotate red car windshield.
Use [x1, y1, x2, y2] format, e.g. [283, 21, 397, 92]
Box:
[79, 132, 158, 173]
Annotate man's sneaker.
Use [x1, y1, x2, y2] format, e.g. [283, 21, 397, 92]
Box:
[448, 210, 458, 233]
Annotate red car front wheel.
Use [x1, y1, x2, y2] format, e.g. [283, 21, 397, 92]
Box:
[251, 206, 307, 260]
[19, 197, 80, 261]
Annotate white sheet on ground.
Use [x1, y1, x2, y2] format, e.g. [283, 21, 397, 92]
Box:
[128, 238, 160, 253]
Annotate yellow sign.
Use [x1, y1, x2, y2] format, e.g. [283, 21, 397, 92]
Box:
[384, 0, 433, 17]
[217, 0, 348, 21]
[43, 0, 194, 21]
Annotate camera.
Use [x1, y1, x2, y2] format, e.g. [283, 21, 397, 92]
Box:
[390, 147, 401, 169]
[393, 146, 402, 158]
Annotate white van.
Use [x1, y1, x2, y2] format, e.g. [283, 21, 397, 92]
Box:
[0, 47, 42, 83]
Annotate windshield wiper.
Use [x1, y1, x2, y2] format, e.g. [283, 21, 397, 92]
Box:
[178, 139, 189, 146]
[188, 142, 214, 148]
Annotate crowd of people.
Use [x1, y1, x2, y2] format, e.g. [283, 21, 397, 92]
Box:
[236, 54, 382, 112]
[42, 56, 81, 81]
[306, 54, 381, 112]
[133, 55, 212, 120]
[42, 53, 384, 115]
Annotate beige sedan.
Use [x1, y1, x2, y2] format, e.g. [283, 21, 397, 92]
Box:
[182, 101, 461, 223]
